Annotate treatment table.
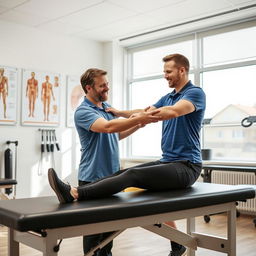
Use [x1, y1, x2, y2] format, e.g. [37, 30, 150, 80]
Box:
[0, 182, 255, 256]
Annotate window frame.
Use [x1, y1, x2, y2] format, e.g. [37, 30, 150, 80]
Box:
[124, 19, 256, 162]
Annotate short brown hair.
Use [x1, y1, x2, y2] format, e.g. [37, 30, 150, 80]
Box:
[162, 53, 190, 73]
[80, 68, 107, 93]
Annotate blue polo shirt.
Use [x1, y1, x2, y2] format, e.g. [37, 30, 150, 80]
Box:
[75, 97, 119, 182]
[153, 81, 206, 163]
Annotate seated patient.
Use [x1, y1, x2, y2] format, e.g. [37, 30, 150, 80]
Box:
[49, 54, 205, 204]
[49, 161, 202, 204]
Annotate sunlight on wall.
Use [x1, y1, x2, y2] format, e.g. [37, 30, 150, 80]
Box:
[62, 150, 72, 178]
[75, 132, 81, 169]
[61, 129, 72, 152]
[61, 129, 72, 178]
[31, 161, 49, 197]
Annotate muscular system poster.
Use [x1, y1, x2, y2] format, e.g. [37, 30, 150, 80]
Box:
[0, 65, 18, 125]
[22, 69, 60, 126]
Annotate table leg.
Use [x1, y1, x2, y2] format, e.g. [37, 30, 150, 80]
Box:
[8, 228, 19, 256]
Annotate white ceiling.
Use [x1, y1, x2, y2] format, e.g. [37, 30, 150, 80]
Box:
[0, 0, 255, 42]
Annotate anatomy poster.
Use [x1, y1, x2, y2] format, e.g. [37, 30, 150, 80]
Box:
[22, 69, 60, 126]
[0, 65, 18, 125]
[66, 75, 85, 127]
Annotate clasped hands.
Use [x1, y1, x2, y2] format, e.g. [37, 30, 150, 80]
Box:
[130, 107, 161, 126]
[107, 106, 162, 127]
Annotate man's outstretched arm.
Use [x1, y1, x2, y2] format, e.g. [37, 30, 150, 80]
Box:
[106, 106, 156, 118]
[91, 109, 161, 134]
[154, 99, 195, 120]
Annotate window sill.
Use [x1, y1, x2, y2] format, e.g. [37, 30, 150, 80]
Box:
[203, 160, 256, 166]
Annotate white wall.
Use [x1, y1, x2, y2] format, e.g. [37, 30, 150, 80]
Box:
[102, 40, 125, 108]
[0, 20, 104, 199]
[102, 41, 128, 157]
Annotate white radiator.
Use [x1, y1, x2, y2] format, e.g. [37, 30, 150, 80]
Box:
[212, 171, 256, 214]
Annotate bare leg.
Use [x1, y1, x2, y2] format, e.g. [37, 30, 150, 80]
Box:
[166, 221, 187, 255]
[46, 98, 50, 121]
[31, 95, 36, 117]
[28, 98, 32, 117]
[71, 187, 78, 198]
[43, 99, 47, 121]
[3, 95, 7, 118]
[165, 221, 177, 229]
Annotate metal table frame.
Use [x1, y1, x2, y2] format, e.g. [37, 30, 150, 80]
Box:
[8, 202, 237, 256]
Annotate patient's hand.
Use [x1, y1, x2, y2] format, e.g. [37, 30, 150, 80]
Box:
[131, 110, 161, 125]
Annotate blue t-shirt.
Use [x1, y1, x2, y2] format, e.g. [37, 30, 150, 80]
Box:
[153, 81, 206, 163]
[75, 97, 119, 182]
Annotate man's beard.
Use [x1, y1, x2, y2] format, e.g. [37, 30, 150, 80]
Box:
[167, 75, 181, 88]
[98, 94, 107, 101]
[95, 91, 108, 102]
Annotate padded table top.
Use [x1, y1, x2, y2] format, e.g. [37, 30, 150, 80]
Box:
[0, 182, 255, 232]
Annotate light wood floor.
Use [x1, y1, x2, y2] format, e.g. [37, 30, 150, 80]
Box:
[1, 214, 256, 256]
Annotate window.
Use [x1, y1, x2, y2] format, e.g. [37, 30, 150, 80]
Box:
[232, 130, 244, 139]
[203, 26, 256, 67]
[126, 20, 256, 162]
[132, 40, 194, 79]
[130, 78, 169, 157]
[201, 22, 256, 161]
[127, 38, 194, 158]
[202, 65, 256, 120]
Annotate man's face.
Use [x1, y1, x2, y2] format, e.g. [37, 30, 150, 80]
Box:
[90, 75, 109, 102]
[163, 60, 183, 88]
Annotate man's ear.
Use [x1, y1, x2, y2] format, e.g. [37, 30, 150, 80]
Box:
[179, 66, 186, 75]
[85, 84, 91, 92]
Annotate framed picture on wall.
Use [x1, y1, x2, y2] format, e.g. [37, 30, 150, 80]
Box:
[66, 75, 85, 127]
[0, 65, 18, 125]
[21, 69, 61, 126]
